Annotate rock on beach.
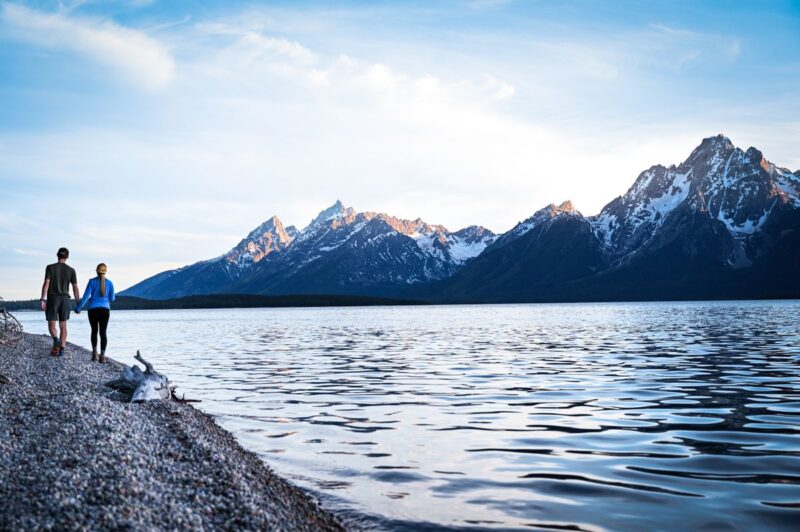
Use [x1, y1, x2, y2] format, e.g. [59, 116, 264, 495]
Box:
[0, 333, 347, 531]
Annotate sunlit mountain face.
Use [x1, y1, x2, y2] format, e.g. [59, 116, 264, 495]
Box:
[122, 200, 495, 299]
[438, 135, 800, 301]
[123, 135, 800, 302]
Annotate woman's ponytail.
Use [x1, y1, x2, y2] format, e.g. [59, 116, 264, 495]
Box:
[96, 263, 108, 297]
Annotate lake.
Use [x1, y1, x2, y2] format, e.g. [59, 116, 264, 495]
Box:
[16, 301, 800, 530]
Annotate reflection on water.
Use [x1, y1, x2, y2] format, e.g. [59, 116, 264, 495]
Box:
[18, 301, 800, 530]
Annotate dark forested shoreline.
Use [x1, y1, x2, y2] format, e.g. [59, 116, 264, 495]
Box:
[4, 294, 427, 311]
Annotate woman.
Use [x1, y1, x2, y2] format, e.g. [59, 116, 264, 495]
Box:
[78, 263, 115, 363]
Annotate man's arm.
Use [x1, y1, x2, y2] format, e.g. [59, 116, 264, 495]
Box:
[71, 268, 80, 301]
[40, 278, 50, 311]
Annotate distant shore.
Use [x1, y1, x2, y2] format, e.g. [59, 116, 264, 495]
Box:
[0, 333, 347, 531]
[7, 293, 800, 312]
[4, 293, 427, 311]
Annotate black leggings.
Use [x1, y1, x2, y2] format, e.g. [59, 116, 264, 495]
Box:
[88, 308, 110, 353]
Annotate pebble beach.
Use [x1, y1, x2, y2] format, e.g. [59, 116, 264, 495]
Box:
[0, 332, 347, 531]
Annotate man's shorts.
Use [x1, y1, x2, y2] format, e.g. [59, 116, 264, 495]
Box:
[45, 295, 71, 322]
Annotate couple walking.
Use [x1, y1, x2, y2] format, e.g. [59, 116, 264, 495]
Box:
[40, 247, 116, 361]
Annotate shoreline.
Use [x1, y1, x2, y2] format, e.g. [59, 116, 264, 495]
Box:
[0, 333, 348, 531]
[3, 294, 427, 312]
[5, 294, 800, 313]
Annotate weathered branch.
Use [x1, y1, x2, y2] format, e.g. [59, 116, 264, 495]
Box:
[171, 391, 202, 403]
[169, 384, 201, 403]
[134, 350, 155, 373]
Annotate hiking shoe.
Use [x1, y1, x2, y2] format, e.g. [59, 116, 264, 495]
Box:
[58, 347, 65, 357]
[50, 345, 60, 357]
[99, 354, 107, 364]
[91, 352, 99, 362]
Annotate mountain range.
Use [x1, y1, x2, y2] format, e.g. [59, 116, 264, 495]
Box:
[124, 201, 496, 299]
[123, 135, 800, 302]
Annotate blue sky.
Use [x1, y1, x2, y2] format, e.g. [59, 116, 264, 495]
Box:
[1, 0, 799, 298]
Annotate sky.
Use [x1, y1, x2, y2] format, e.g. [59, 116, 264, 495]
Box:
[1, 0, 799, 298]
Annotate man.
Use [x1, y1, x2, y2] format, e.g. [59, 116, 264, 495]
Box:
[40, 247, 81, 357]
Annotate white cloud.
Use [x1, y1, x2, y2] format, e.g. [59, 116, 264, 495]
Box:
[11, 248, 43, 256]
[0, 4, 796, 299]
[243, 33, 317, 65]
[199, 22, 317, 66]
[643, 24, 742, 70]
[0, 2, 175, 89]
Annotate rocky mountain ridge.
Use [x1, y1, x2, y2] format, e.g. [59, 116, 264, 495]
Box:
[438, 134, 799, 301]
[589, 135, 799, 266]
[123, 135, 800, 301]
[123, 200, 496, 299]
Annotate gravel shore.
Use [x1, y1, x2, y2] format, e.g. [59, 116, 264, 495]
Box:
[0, 332, 347, 531]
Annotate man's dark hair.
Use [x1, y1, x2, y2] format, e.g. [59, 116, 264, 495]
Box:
[57, 247, 69, 259]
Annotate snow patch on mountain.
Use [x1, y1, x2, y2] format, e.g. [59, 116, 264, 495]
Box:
[448, 237, 490, 262]
[717, 200, 775, 235]
[649, 170, 692, 216]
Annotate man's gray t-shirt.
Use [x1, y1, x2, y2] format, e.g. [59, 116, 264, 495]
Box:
[45, 263, 77, 296]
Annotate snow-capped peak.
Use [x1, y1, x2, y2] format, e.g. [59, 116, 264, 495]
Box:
[492, 200, 579, 249]
[307, 200, 356, 229]
[243, 215, 283, 241]
[522, 201, 579, 226]
[221, 215, 295, 270]
[590, 134, 800, 260]
[690, 134, 734, 156]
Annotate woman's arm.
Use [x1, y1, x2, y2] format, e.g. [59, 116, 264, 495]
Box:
[108, 279, 116, 302]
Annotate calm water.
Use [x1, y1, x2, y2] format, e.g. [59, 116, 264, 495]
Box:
[17, 301, 800, 531]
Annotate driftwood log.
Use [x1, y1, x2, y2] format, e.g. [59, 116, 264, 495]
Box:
[106, 351, 171, 402]
[105, 351, 200, 403]
[1, 297, 21, 384]
[0, 297, 23, 347]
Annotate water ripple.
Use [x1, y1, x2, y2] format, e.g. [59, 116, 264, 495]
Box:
[18, 300, 800, 530]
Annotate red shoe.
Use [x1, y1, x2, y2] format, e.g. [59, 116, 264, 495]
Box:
[50, 345, 60, 357]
